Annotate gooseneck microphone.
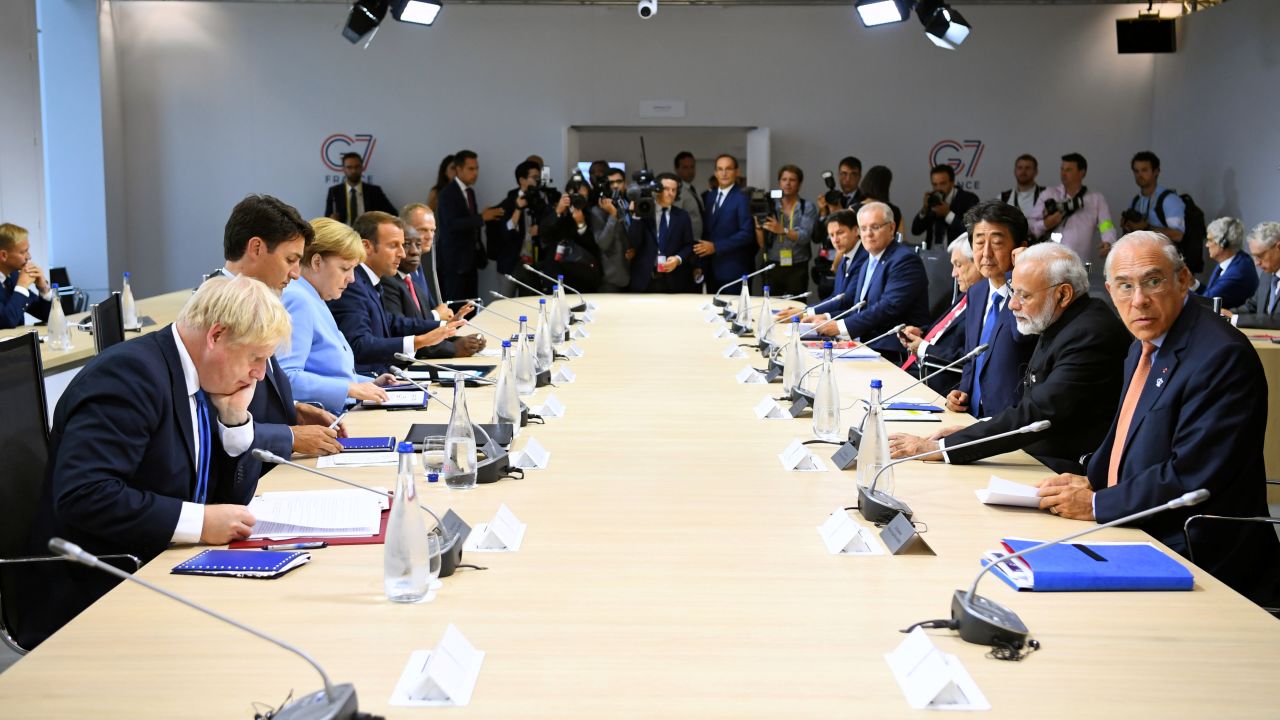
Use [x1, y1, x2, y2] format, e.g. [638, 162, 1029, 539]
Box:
[393, 354, 497, 385]
[831, 322, 907, 360]
[522, 264, 587, 306]
[47, 537, 359, 720]
[761, 296, 855, 351]
[859, 420, 1052, 524]
[504, 274, 548, 298]
[810, 291, 849, 314]
[469, 299, 524, 326]
[881, 343, 989, 404]
[490, 290, 538, 310]
[803, 300, 868, 338]
[948, 489, 1210, 650]
[712, 264, 777, 306]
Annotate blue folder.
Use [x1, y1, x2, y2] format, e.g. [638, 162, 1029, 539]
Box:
[984, 538, 1194, 592]
[171, 549, 310, 579]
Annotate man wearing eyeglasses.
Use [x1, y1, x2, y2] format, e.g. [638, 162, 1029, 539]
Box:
[888, 242, 1129, 473]
[1036, 231, 1278, 608]
[1226, 221, 1280, 329]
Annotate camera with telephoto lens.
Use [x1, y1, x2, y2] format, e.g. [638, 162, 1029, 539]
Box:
[821, 171, 844, 207]
[565, 172, 590, 211]
[626, 169, 658, 217]
[927, 191, 945, 209]
[1121, 208, 1144, 225]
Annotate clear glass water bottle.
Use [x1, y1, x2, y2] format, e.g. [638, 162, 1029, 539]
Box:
[46, 284, 70, 351]
[515, 317, 536, 396]
[492, 339, 521, 431]
[782, 316, 805, 399]
[735, 276, 752, 333]
[121, 271, 138, 329]
[549, 284, 567, 341]
[443, 379, 478, 490]
[812, 341, 841, 442]
[534, 298, 553, 373]
[556, 274, 571, 328]
[856, 379, 893, 495]
[384, 441, 430, 602]
[756, 284, 772, 341]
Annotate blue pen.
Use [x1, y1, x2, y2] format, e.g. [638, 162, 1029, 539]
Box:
[260, 541, 327, 551]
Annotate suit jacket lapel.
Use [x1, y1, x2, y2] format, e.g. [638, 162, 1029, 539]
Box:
[1121, 304, 1194, 445]
[158, 329, 199, 477]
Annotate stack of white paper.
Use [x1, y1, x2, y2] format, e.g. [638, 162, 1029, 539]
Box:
[247, 489, 383, 539]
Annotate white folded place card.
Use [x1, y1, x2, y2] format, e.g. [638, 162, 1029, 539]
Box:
[817, 507, 885, 555]
[704, 312, 720, 323]
[562, 343, 584, 357]
[534, 394, 565, 418]
[700, 302, 714, 312]
[464, 504, 526, 552]
[586, 301, 599, 311]
[712, 326, 731, 339]
[389, 624, 485, 707]
[722, 345, 747, 359]
[552, 366, 577, 383]
[511, 437, 550, 469]
[754, 396, 790, 420]
[579, 312, 595, 323]
[885, 628, 989, 711]
[778, 439, 828, 472]
[975, 475, 1041, 508]
[572, 326, 589, 339]
[736, 366, 766, 384]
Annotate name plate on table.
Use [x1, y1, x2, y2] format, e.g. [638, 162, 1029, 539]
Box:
[572, 326, 589, 339]
[562, 343, 584, 357]
[736, 366, 766, 384]
[817, 508, 884, 555]
[511, 437, 551, 470]
[712, 325, 732, 339]
[778, 439, 828, 472]
[754, 396, 790, 420]
[830, 426, 864, 470]
[879, 512, 933, 555]
[577, 312, 595, 323]
[533, 394, 565, 418]
[464, 504, 526, 552]
[700, 302, 715, 312]
[552, 366, 577, 383]
[885, 628, 989, 711]
[787, 394, 812, 418]
[722, 344, 747, 359]
[390, 624, 485, 707]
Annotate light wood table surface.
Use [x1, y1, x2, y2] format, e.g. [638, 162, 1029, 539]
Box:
[2, 295, 1278, 718]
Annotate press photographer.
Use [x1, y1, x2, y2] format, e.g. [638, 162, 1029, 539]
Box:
[626, 172, 694, 293]
[524, 174, 603, 292]
[488, 160, 552, 295]
[591, 167, 633, 291]
[755, 164, 818, 296]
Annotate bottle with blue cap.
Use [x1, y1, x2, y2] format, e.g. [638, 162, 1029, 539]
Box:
[755, 284, 772, 340]
[385, 441, 431, 602]
[121, 271, 138, 329]
[855, 379, 893, 495]
[492, 339, 521, 432]
[535, 298, 553, 373]
[514, 315, 536, 396]
[735, 274, 752, 333]
[46, 283, 70, 350]
[556, 274, 571, 329]
[549, 284, 567, 341]
[812, 340, 840, 442]
[782, 316, 806, 399]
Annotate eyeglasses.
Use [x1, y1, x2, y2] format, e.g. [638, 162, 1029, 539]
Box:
[859, 221, 892, 235]
[1111, 275, 1170, 300]
[1007, 282, 1065, 303]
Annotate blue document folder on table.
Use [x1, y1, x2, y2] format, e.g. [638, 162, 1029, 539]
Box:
[982, 538, 1194, 592]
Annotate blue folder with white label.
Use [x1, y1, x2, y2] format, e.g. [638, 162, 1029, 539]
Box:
[981, 538, 1194, 592]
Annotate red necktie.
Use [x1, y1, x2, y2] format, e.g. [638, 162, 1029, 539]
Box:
[1107, 342, 1156, 487]
[466, 187, 477, 215]
[405, 276, 422, 314]
[901, 295, 968, 371]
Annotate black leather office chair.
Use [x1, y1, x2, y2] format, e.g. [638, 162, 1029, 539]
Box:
[919, 246, 958, 321]
[90, 291, 125, 353]
[1183, 481, 1280, 619]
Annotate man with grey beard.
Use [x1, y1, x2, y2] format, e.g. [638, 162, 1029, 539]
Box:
[888, 243, 1130, 473]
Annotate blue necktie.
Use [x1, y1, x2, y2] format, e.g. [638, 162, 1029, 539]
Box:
[194, 390, 212, 504]
[858, 257, 878, 302]
[1269, 275, 1280, 314]
[658, 208, 670, 253]
[1207, 266, 1221, 289]
[970, 290, 1002, 417]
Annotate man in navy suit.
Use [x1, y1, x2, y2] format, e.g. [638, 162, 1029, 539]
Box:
[627, 173, 695, 293]
[1228, 221, 1280, 329]
[1192, 217, 1257, 310]
[324, 152, 396, 225]
[17, 276, 291, 648]
[777, 210, 864, 324]
[804, 202, 930, 364]
[381, 223, 484, 359]
[435, 150, 505, 302]
[0, 223, 52, 328]
[948, 201, 1036, 418]
[910, 164, 981, 248]
[1038, 232, 1280, 607]
[693, 154, 755, 291]
[328, 212, 466, 375]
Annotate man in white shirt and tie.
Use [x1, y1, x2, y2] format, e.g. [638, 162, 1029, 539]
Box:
[325, 152, 396, 226]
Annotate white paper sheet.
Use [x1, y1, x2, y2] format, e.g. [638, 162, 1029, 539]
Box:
[246, 489, 383, 539]
[975, 475, 1042, 508]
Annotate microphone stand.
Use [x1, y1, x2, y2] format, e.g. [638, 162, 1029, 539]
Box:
[393, 354, 497, 385]
[48, 537, 359, 720]
[490, 290, 538, 310]
[880, 343, 988, 405]
[711, 264, 776, 308]
[522, 264, 589, 312]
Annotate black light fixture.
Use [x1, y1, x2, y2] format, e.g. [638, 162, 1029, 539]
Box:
[391, 0, 443, 26]
[854, 0, 911, 27]
[342, 0, 388, 44]
[917, 0, 971, 49]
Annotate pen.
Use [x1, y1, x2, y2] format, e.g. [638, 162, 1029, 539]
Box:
[260, 541, 328, 551]
[327, 412, 346, 430]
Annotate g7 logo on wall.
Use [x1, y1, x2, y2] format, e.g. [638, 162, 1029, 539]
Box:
[929, 139, 984, 178]
[321, 133, 378, 172]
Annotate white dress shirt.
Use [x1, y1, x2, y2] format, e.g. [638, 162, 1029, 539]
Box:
[363, 263, 416, 357]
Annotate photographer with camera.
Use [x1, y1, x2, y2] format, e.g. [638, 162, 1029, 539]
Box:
[1029, 153, 1117, 264]
[755, 165, 818, 297]
[811, 157, 863, 298]
[592, 167, 633, 292]
[911, 164, 979, 249]
[488, 160, 552, 296]
[526, 173, 603, 292]
[626, 172, 694, 293]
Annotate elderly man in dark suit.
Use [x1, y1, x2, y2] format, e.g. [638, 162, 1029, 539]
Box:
[1038, 231, 1280, 607]
[381, 223, 484, 359]
[325, 152, 395, 225]
[17, 276, 290, 648]
[889, 242, 1131, 474]
[1227, 221, 1280, 329]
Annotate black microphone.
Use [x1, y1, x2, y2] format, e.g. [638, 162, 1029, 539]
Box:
[881, 343, 988, 404]
[809, 290, 849, 314]
[858, 420, 1051, 524]
[522, 265, 589, 311]
[465, 299, 528, 328]
[711, 265, 777, 307]
[949, 489, 1210, 649]
[490, 290, 538, 310]
[48, 537, 359, 720]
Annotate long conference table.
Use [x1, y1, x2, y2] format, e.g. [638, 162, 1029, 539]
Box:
[2, 294, 1279, 718]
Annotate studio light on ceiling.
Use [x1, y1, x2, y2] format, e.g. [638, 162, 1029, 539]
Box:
[392, 0, 443, 26]
[854, 0, 911, 27]
[917, 0, 971, 50]
[342, 0, 388, 44]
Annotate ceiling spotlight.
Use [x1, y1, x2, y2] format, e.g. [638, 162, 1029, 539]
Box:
[342, 0, 388, 44]
[917, 0, 971, 49]
[855, 0, 911, 27]
[392, 0, 442, 26]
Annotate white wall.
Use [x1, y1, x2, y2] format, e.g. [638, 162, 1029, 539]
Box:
[103, 1, 1168, 296]
[0, 0, 48, 267]
[1151, 0, 1279, 227]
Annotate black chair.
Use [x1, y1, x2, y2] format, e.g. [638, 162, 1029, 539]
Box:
[90, 291, 125, 353]
[919, 247, 957, 321]
[48, 267, 88, 314]
[1183, 481, 1280, 619]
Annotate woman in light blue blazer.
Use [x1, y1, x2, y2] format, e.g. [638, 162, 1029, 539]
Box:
[280, 218, 394, 412]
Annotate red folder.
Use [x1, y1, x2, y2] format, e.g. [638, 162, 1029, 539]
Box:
[228, 504, 391, 549]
